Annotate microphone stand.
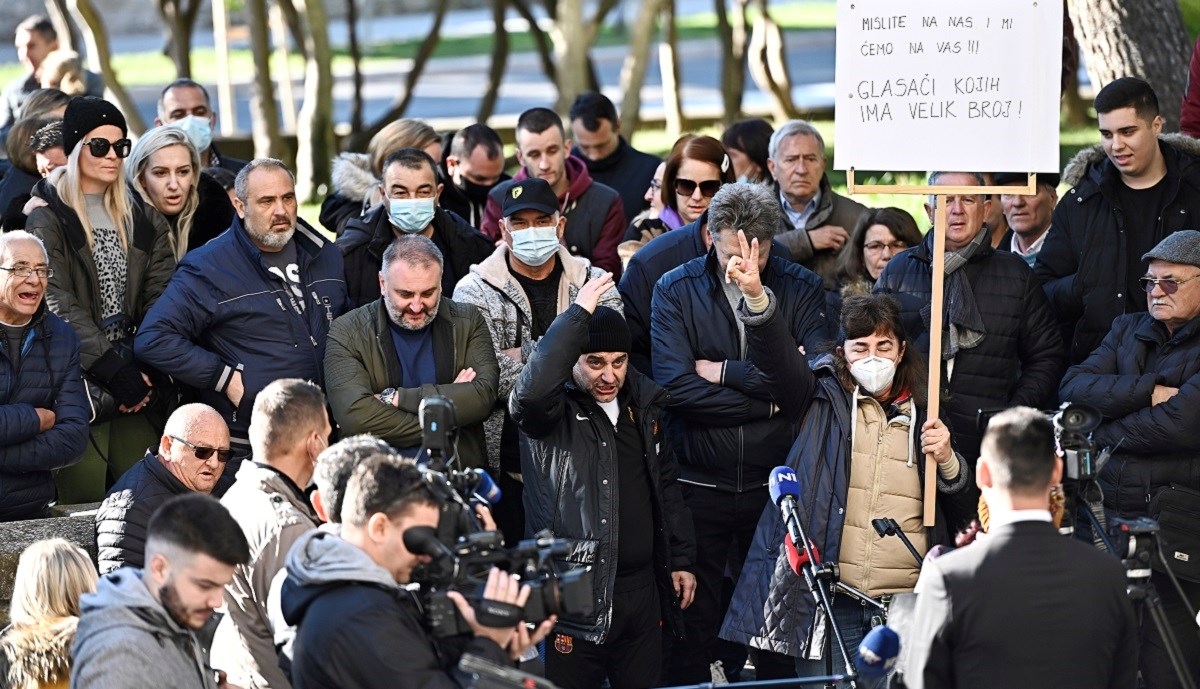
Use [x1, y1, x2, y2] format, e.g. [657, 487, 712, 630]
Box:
[782, 498, 860, 688]
[871, 518, 923, 568]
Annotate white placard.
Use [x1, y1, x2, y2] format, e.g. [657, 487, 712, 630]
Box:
[833, 0, 1062, 174]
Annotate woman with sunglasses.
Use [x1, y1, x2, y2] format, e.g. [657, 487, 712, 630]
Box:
[125, 126, 234, 260]
[660, 134, 736, 230]
[26, 96, 176, 504]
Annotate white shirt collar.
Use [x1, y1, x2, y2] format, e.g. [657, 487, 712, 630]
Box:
[1010, 230, 1048, 257]
[988, 508, 1052, 531]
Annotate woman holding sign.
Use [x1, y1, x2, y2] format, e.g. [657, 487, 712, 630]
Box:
[717, 229, 976, 677]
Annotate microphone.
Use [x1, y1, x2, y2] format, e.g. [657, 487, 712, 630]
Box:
[768, 466, 801, 507]
[471, 468, 502, 505]
[784, 532, 820, 574]
[855, 625, 900, 680]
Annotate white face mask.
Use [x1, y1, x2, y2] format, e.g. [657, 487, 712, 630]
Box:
[510, 225, 560, 266]
[849, 355, 897, 396]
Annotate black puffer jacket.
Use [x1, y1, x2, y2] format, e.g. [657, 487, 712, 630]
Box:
[1059, 313, 1200, 517]
[94, 451, 193, 573]
[874, 233, 1065, 461]
[651, 252, 828, 492]
[336, 203, 494, 308]
[1035, 134, 1200, 364]
[510, 304, 695, 643]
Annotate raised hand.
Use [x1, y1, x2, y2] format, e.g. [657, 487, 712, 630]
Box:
[725, 230, 764, 299]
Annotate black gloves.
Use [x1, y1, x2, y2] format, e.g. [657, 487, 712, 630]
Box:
[89, 348, 151, 408]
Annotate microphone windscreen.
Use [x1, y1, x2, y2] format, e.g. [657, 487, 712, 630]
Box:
[768, 466, 801, 506]
[472, 468, 503, 504]
[855, 625, 900, 679]
[784, 533, 821, 574]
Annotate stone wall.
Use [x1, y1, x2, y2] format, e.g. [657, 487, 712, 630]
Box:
[0, 503, 99, 626]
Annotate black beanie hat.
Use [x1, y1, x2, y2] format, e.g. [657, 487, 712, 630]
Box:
[62, 96, 127, 155]
[584, 306, 631, 354]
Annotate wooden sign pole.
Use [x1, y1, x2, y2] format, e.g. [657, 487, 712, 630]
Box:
[924, 196, 948, 527]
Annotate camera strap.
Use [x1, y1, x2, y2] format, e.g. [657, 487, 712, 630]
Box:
[1083, 480, 1108, 548]
[474, 599, 524, 628]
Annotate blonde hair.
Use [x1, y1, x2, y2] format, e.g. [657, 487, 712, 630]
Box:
[9, 539, 97, 625]
[38, 50, 88, 97]
[57, 137, 134, 252]
[368, 119, 439, 176]
[126, 127, 200, 260]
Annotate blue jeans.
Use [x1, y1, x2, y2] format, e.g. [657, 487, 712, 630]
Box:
[794, 593, 887, 687]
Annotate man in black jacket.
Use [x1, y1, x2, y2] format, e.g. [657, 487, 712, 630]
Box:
[338, 147, 494, 307]
[1036, 77, 1200, 364]
[440, 124, 511, 229]
[511, 275, 696, 689]
[901, 407, 1137, 689]
[95, 403, 231, 574]
[875, 171, 1065, 462]
[650, 182, 827, 683]
[1060, 230, 1200, 688]
[282, 454, 553, 689]
[569, 92, 661, 225]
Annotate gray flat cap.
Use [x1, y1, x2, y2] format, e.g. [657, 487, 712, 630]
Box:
[1143, 230, 1200, 268]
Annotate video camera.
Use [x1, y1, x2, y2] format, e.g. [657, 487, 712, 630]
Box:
[1049, 402, 1106, 481]
[409, 396, 594, 637]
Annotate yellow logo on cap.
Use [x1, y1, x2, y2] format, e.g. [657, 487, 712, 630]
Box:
[511, 187, 523, 199]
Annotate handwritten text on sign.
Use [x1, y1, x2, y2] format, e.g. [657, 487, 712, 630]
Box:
[834, 0, 1062, 174]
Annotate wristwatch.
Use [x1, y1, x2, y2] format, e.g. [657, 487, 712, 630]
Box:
[380, 387, 397, 405]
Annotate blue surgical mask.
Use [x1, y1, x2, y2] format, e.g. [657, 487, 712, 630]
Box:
[510, 225, 560, 266]
[388, 198, 437, 234]
[170, 115, 213, 152]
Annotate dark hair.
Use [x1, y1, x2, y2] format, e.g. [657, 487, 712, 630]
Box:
[836, 207, 922, 285]
[832, 294, 928, 407]
[516, 107, 564, 138]
[17, 15, 56, 41]
[204, 165, 236, 191]
[450, 123, 503, 160]
[19, 89, 70, 120]
[722, 118, 774, 182]
[661, 134, 735, 210]
[1094, 76, 1159, 120]
[7, 117, 56, 173]
[341, 454, 440, 527]
[315, 435, 396, 524]
[159, 78, 212, 109]
[146, 494, 250, 566]
[981, 406, 1056, 494]
[381, 147, 439, 182]
[29, 118, 63, 153]
[568, 92, 618, 132]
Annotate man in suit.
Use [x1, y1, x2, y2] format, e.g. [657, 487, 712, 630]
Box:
[901, 406, 1137, 689]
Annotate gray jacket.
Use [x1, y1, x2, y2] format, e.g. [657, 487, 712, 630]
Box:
[212, 461, 318, 689]
[71, 568, 218, 689]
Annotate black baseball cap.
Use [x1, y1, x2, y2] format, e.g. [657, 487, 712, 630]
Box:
[502, 178, 560, 217]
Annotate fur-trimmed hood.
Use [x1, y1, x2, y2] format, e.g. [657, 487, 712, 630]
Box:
[1, 617, 77, 689]
[330, 152, 379, 203]
[1062, 132, 1200, 187]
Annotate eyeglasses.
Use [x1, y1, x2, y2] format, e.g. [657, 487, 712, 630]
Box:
[864, 241, 909, 254]
[1140, 274, 1200, 295]
[674, 178, 722, 198]
[170, 435, 233, 463]
[649, 179, 662, 192]
[0, 266, 52, 279]
[82, 137, 132, 159]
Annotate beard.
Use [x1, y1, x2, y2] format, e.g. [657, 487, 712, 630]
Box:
[386, 297, 439, 331]
[245, 219, 296, 249]
[158, 578, 207, 630]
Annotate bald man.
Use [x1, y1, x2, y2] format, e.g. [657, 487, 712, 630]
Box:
[95, 403, 232, 574]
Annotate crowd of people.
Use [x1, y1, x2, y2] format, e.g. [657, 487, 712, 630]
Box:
[0, 12, 1197, 689]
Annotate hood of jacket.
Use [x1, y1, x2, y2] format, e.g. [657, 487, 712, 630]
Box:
[1, 617, 76, 688]
[1062, 132, 1200, 188]
[279, 529, 399, 627]
[470, 242, 591, 293]
[330, 152, 378, 203]
[77, 568, 190, 642]
[512, 155, 595, 205]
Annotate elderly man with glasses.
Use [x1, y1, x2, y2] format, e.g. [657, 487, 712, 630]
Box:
[1060, 229, 1200, 688]
[95, 402, 232, 574]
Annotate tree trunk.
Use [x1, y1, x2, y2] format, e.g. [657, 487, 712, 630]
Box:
[347, 0, 449, 150]
[509, 0, 556, 83]
[245, 0, 284, 158]
[713, 0, 746, 126]
[1068, 0, 1191, 130]
[346, 0, 364, 133]
[659, 0, 684, 138]
[44, 0, 83, 53]
[552, 0, 589, 112]
[276, 0, 309, 60]
[68, 0, 147, 134]
[291, 0, 334, 202]
[478, 0, 509, 123]
[746, 5, 798, 122]
[156, 0, 200, 78]
[617, 0, 664, 132]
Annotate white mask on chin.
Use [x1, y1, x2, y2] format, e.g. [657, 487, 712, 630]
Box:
[849, 355, 897, 396]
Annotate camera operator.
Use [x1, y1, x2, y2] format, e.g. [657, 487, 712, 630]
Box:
[1060, 230, 1200, 688]
[280, 454, 554, 689]
[900, 406, 1137, 689]
[510, 274, 696, 689]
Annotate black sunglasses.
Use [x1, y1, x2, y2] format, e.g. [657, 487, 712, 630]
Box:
[82, 137, 132, 159]
[674, 178, 722, 198]
[1139, 274, 1200, 295]
[170, 435, 233, 463]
